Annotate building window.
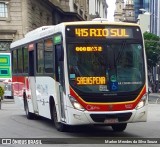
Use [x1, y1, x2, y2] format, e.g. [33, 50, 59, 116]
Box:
[73, 3, 78, 12]
[12, 50, 17, 74]
[17, 48, 23, 73]
[44, 38, 54, 73]
[0, 41, 11, 51]
[128, 11, 132, 16]
[80, 9, 83, 16]
[0, 2, 8, 18]
[37, 41, 44, 74]
[23, 46, 28, 73]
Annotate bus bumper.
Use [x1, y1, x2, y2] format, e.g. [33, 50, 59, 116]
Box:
[66, 105, 148, 125]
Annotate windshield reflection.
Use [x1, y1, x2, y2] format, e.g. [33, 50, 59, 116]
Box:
[67, 41, 144, 93]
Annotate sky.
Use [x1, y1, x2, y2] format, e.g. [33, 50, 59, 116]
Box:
[106, 0, 127, 21]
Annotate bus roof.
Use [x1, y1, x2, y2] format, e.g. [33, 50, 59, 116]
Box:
[62, 20, 139, 27]
[10, 20, 140, 49]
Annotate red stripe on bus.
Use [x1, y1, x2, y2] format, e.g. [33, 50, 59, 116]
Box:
[70, 85, 146, 111]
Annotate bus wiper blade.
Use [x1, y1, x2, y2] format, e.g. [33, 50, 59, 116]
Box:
[116, 41, 126, 64]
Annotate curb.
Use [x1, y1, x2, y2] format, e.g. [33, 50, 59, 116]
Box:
[149, 93, 160, 98]
[149, 93, 160, 104]
[1, 99, 14, 104]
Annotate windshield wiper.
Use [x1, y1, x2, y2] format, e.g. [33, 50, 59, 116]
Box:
[116, 41, 126, 64]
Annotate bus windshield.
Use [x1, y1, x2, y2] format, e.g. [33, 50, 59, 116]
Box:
[67, 41, 145, 93]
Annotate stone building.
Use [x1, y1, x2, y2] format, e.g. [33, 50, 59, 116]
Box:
[89, 0, 108, 20]
[114, 0, 125, 22]
[114, 0, 135, 22]
[0, 0, 89, 52]
[122, 0, 135, 22]
[70, 0, 89, 20]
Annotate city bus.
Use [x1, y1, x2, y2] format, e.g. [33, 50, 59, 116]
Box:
[0, 53, 13, 99]
[10, 19, 148, 132]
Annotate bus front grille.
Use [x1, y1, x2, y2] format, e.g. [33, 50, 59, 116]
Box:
[90, 113, 132, 122]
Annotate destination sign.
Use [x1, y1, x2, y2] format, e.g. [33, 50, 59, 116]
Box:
[76, 77, 106, 85]
[66, 25, 141, 39]
[75, 46, 103, 52]
[75, 28, 131, 38]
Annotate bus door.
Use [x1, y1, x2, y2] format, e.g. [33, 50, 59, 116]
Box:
[28, 49, 39, 114]
[55, 42, 66, 122]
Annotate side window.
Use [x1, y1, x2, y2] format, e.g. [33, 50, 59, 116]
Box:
[37, 41, 44, 73]
[17, 48, 23, 73]
[12, 50, 17, 73]
[23, 46, 28, 73]
[0, 2, 9, 20]
[44, 38, 54, 73]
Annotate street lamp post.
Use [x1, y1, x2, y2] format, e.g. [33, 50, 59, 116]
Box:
[155, 64, 159, 92]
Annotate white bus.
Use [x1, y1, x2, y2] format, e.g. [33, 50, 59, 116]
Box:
[10, 19, 148, 132]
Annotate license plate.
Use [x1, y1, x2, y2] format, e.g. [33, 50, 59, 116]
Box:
[104, 118, 118, 124]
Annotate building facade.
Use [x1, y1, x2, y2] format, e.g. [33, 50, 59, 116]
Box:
[137, 12, 150, 33]
[149, 0, 160, 86]
[134, 0, 150, 19]
[122, 0, 135, 22]
[114, 0, 125, 22]
[0, 0, 89, 52]
[69, 0, 89, 20]
[114, 0, 135, 22]
[88, 0, 108, 20]
[149, 0, 160, 36]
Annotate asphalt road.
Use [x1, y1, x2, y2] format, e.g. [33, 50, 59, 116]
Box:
[0, 95, 160, 147]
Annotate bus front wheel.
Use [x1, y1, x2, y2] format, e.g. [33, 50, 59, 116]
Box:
[51, 103, 67, 132]
[24, 98, 35, 119]
[111, 123, 127, 132]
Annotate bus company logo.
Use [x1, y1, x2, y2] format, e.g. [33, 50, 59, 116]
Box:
[108, 104, 113, 111]
[125, 104, 133, 109]
[2, 139, 12, 144]
[86, 105, 100, 111]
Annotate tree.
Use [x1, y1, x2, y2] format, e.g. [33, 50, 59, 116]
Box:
[144, 32, 160, 70]
[0, 86, 4, 109]
[144, 32, 160, 90]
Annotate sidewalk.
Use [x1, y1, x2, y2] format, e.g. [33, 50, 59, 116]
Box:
[1, 98, 15, 104]
[1, 93, 160, 105]
[149, 93, 160, 104]
[149, 93, 160, 97]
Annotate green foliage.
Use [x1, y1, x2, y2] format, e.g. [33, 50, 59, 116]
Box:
[144, 32, 160, 69]
[0, 86, 4, 100]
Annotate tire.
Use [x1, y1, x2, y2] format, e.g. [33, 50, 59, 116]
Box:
[51, 103, 67, 132]
[111, 123, 127, 132]
[24, 98, 35, 119]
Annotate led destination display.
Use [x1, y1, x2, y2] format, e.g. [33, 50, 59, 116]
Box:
[76, 77, 106, 85]
[66, 25, 141, 39]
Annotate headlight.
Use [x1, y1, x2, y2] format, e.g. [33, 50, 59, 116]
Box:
[68, 95, 85, 111]
[136, 94, 148, 110]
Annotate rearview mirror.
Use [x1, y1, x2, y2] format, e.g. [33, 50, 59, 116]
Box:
[56, 45, 64, 61]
